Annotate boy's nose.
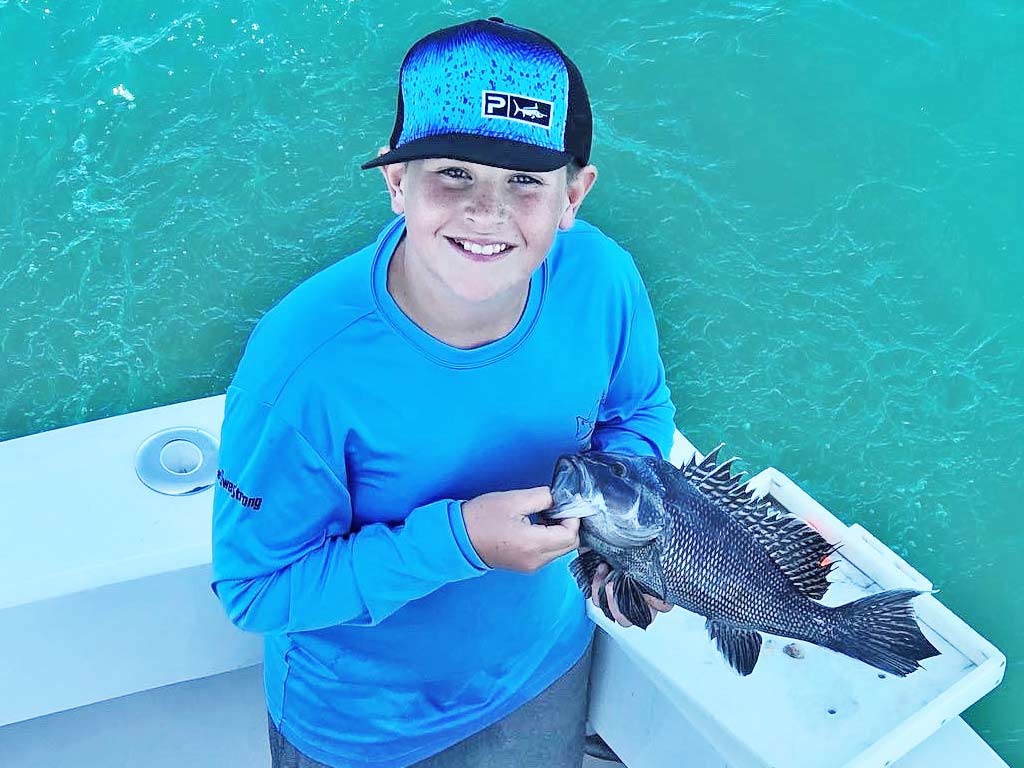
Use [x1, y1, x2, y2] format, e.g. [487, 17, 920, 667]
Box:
[465, 181, 507, 226]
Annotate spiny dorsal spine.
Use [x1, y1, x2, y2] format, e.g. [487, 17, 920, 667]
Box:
[678, 446, 837, 601]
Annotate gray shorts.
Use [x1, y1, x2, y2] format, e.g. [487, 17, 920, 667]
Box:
[267, 642, 593, 768]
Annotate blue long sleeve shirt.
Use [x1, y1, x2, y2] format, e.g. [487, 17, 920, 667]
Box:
[211, 216, 676, 767]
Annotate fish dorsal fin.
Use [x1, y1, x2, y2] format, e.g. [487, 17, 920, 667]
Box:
[706, 619, 763, 676]
[678, 448, 837, 600]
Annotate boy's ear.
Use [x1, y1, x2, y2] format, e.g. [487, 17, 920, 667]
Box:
[559, 165, 598, 230]
[378, 147, 409, 215]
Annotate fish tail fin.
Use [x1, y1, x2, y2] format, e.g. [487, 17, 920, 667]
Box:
[830, 589, 941, 676]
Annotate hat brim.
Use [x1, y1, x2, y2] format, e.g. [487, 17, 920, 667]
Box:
[361, 133, 574, 172]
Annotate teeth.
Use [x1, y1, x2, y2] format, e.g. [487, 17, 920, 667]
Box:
[455, 239, 508, 256]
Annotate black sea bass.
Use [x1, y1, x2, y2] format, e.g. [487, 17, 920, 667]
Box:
[547, 448, 941, 676]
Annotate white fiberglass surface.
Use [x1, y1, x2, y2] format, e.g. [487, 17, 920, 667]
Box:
[0, 396, 224, 610]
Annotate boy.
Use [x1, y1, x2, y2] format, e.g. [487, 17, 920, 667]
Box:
[211, 17, 676, 768]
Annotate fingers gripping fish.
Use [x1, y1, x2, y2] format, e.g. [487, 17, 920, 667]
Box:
[546, 448, 941, 677]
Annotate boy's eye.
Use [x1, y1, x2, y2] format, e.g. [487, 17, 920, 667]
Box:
[509, 174, 542, 185]
[438, 167, 471, 180]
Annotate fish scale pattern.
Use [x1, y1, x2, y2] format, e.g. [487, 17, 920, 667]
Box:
[659, 454, 833, 633]
[397, 26, 568, 149]
[661, 483, 817, 632]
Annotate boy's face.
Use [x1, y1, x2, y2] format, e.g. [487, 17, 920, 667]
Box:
[381, 158, 596, 305]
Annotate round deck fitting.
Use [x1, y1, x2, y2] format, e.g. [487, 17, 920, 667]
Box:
[135, 427, 219, 496]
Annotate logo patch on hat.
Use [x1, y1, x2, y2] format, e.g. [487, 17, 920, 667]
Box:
[481, 91, 553, 129]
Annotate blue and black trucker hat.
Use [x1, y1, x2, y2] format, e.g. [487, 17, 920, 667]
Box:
[362, 17, 592, 172]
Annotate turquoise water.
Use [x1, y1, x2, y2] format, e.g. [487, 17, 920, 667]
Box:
[1, 0, 1021, 761]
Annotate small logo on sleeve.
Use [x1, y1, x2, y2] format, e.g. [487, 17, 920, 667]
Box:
[217, 469, 263, 511]
[481, 91, 553, 129]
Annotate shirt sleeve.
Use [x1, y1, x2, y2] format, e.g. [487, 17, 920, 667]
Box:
[590, 267, 677, 460]
[210, 386, 489, 635]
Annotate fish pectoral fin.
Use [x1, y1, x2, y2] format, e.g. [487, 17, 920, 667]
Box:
[610, 571, 654, 630]
[596, 573, 614, 622]
[590, 564, 622, 624]
[569, 550, 606, 598]
[575, 558, 655, 629]
[706, 619, 763, 676]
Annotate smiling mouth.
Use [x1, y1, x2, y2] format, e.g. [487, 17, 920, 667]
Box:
[445, 236, 514, 258]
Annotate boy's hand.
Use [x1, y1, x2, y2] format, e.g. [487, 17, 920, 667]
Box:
[590, 562, 674, 628]
[462, 487, 579, 573]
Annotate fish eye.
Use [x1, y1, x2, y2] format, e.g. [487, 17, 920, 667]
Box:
[611, 461, 627, 478]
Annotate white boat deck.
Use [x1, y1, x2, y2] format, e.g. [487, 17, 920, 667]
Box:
[0, 663, 1004, 768]
[0, 397, 1010, 767]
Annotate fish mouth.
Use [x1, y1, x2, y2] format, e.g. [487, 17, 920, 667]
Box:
[546, 456, 599, 520]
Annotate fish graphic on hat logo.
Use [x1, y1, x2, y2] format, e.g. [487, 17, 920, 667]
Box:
[512, 99, 547, 120]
